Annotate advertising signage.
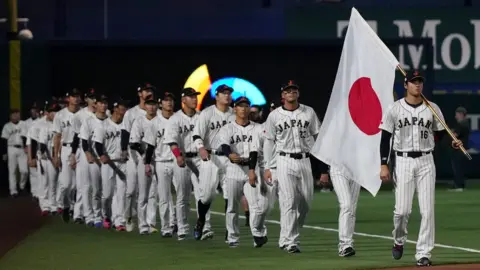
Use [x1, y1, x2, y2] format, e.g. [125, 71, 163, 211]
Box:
[285, 7, 480, 83]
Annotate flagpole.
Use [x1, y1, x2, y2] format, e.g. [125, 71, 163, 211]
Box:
[396, 65, 472, 160]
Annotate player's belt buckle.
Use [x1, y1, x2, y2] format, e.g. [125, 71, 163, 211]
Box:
[402, 152, 408, 158]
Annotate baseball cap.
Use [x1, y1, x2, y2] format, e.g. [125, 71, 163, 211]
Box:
[159, 91, 175, 100]
[85, 88, 96, 99]
[181, 87, 201, 97]
[95, 94, 109, 103]
[455, 106, 467, 114]
[405, 70, 424, 83]
[137, 83, 156, 92]
[145, 99, 157, 105]
[66, 88, 82, 97]
[234, 97, 251, 107]
[46, 102, 62, 112]
[112, 98, 129, 108]
[281, 80, 299, 91]
[215, 84, 234, 94]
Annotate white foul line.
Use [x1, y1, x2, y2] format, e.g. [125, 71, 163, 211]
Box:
[199, 209, 480, 254]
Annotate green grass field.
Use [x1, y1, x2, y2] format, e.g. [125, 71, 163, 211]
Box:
[1, 188, 480, 270]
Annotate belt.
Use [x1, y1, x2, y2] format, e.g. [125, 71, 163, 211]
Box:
[184, 152, 197, 158]
[62, 143, 72, 147]
[208, 149, 225, 156]
[396, 151, 431, 158]
[10, 145, 22, 148]
[156, 159, 173, 163]
[279, 152, 310, 159]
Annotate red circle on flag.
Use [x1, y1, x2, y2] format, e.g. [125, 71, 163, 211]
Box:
[348, 77, 382, 136]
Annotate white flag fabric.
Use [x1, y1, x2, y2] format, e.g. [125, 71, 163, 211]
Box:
[310, 7, 399, 196]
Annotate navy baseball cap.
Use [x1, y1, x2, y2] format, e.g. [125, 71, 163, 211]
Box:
[112, 98, 129, 108]
[215, 84, 233, 95]
[160, 91, 175, 100]
[137, 83, 156, 92]
[85, 88, 96, 99]
[405, 70, 424, 83]
[46, 101, 61, 112]
[181, 87, 201, 97]
[281, 80, 299, 92]
[96, 94, 109, 103]
[145, 99, 157, 105]
[234, 97, 251, 107]
[66, 88, 82, 97]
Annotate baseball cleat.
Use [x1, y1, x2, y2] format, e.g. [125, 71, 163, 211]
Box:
[287, 245, 301, 253]
[103, 218, 112, 229]
[392, 244, 404, 260]
[228, 242, 240, 248]
[193, 220, 204, 240]
[140, 230, 149, 235]
[416, 257, 432, 267]
[162, 232, 173, 238]
[253, 236, 268, 248]
[61, 208, 70, 223]
[73, 218, 84, 225]
[126, 219, 134, 232]
[178, 234, 187, 241]
[339, 247, 356, 257]
[148, 225, 159, 234]
[41, 210, 49, 217]
[116, 225, 126, 232]
[224, 230, 228, 243]
[171, 225, 178, 235]
[86, 221, 95, 227]
[50, 211, 57, 216]
[94, 222, 103, 228]
[201, 230, 214, 240]
[11, 193, 18, 199]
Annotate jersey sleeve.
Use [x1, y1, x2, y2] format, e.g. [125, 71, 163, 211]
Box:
[20, 122, 29, 137]
[309, 108, 322, 136]
[430, 103, 446, 131]
[142, 125, 156, 146]
[72, 114, 82, 134]
[163, 116, 179, 145]
[263, 112, 276, 140]
[218, 125, 230, 146]
[38, 127, 48, 144]
[193, 110, 208, 141]
[79, 119, 90, 140]
[1, 124, 9, 140]
[129, 118, 142, 143]
[53, 113, 63, 134]
[92, 126, 105, 144]
[379, 104, 396, 133]
[121, 110, 133, 132]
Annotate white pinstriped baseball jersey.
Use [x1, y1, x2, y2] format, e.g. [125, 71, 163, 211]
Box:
[264, 105, 321, 153]
[193, 105, 235, 150]
[121, 105, 147, 159]
[1, 121, 26, 146]
[38, 119, 55, 156]
[218, 121, 261, 158]
[379, 98, 445, 152]
[73, 107, 96, 134]
[92, 118, 123, 159]
[143, 114, 175, 161]
[52, 107, 78, 144]
[163, 109, 199, 153]
[26, 117, 45, 146]
[79, 116, 106, 155]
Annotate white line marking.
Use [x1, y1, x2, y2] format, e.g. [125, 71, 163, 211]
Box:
[195, 209, 480, 254]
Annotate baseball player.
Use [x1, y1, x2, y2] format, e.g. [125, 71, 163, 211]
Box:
[70, 90, 98, 224]
[120, 83, 155, 231]
[263, 80, 326, 253]
[78, 94, 109, 227]
[142, 93, 178, 236]
[192, 84, 235, 240]
[52, 88, 82, 222]
[23, 104, 40, 199]
[93, 99, 128, 231]
[379, 71, 462, 267]
[218, 97, 265, 247]
[2, 109, 28, 197]
[163, 87, 203, 240]
[38, 102, 61, 215]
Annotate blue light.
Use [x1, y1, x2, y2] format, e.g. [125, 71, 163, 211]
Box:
[210, 77, 266, 106]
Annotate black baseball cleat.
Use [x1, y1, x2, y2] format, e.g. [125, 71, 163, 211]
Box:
[253, 236, 268, 248]
[339, 247, 356, 257]
[162, 232, 173, 238]
[287, 245, 301, 253]
[172, 225, 178, 235]
[86, 221, 95, 227]
[416, 257, 432, 267]
[74, 218, 84, 225]
[62, 208, 70, 223]
[193, 220, 204, 240]
[392, 244, 404, 260]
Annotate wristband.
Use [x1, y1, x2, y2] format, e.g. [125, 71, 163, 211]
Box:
[172, 148, 181, 158]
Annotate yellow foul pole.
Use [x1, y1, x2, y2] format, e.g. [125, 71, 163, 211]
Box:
[7, 0, 21, 111]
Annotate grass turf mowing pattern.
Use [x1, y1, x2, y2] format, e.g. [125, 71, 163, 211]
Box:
[0, 189, 479, 270]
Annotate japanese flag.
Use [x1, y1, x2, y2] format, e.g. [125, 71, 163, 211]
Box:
[310, 7, 399, 196]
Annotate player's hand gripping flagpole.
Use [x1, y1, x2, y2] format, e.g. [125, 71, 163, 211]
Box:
[396, 66, 472, 160]
[310, 7, 400, 196]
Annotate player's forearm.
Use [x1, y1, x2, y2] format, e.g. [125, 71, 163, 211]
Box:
[71, 133, 80, 154]
[248, 151, 258, 170]
[120, 130, 130, 151]
[21, 136, 26, 146]
[53, 134, 61, 158]
[263, 138, 275, 168]
[144, 144, 155, 164]
[380, 130, 392, 165]
[435, 130, 448, 142]
[94, 142, 105, 156]
[30, 140, 38, 158]
[170, 144, 182, 158]
[1, 139, 6, 155]
[221, 144, 232, 156]
[81, 139, 89, 153]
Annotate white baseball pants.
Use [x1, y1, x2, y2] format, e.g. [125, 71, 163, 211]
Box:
[73, 152, 86, 220]
[188, 157, 212, 232]
[101, 161, 127, 227]
[81, 157, 102, 224]
[29, 163, 39, 198]
[146, 177, 177, 229]
[330, 166, 361, 252]
[56, 146, 77, 210]
[137, 162, 154, 233]
[153, 161, 179, 234]
[38, 159, 58, 211]
[125, 159, 138, 222]
[393, 154, 436, 261]
[276, 155, 314, 248]
[7, 146, 28, 195]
